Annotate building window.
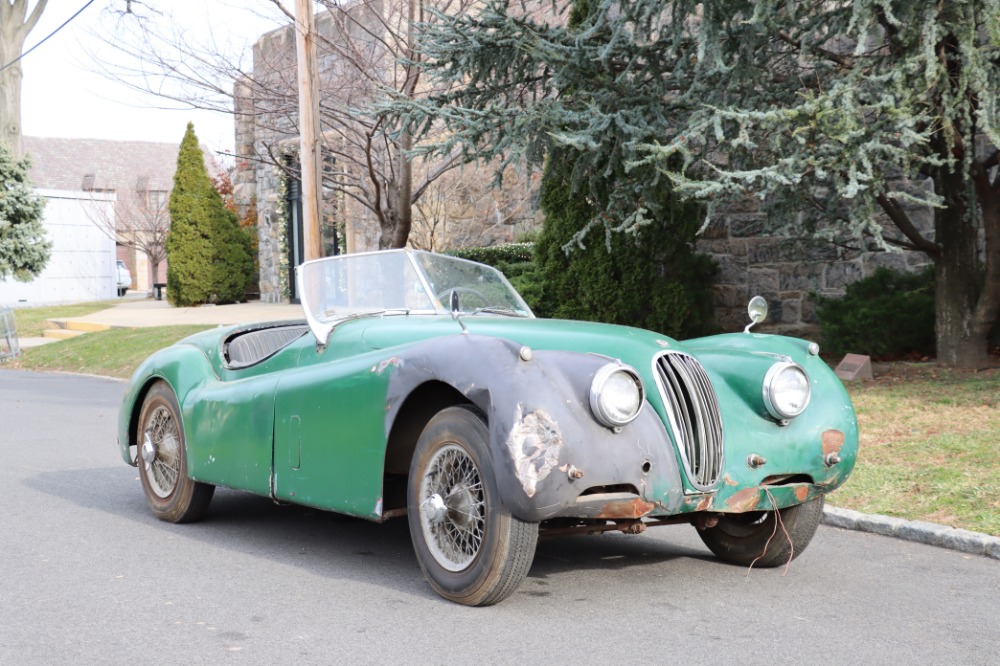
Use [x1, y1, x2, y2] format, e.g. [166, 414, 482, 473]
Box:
[146, 190, 168, 209]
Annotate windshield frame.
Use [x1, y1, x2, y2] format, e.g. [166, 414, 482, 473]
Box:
[296, 249, 534, 346]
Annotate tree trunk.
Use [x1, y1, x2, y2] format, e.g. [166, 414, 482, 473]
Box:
[934, 173, 989, 368]
[0, 33, 24, 158]
[0, 0, 48, 159]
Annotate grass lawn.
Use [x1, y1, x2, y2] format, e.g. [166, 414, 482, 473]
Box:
[11, 326, 212, 379]
[832, 362, 1000, 536]
[8, 301, 120, 337]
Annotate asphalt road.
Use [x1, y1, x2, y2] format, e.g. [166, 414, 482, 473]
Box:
[2, 369, 998, 666]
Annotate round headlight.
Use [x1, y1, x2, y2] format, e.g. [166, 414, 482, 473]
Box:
[763, 362, 811, 420]
[590, 364, 644, 428]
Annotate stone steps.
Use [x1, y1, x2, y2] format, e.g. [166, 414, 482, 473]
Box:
[41, 319, 112, 341]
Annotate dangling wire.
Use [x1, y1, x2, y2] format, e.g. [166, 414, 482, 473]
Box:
[0, 1, 97, 73]
[746, 486, 795, 577]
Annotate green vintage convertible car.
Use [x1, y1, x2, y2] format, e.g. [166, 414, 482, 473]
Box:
[119, 250, 857, 605]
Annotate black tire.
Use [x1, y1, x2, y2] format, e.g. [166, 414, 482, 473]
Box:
[117, 287, 126, 297]
[698, 495, 825, 567]
[137, 381, 214, 523]
[408, 405, 538, 606]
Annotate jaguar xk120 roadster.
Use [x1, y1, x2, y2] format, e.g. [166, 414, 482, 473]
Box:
[119, 249, 857, 605]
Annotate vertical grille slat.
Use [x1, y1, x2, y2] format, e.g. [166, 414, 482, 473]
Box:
[655, 352, 724, 489]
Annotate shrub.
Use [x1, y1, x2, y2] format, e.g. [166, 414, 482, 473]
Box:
[0, 144, 50, 281]
[447, 243, 545, 311]
[816, 266, 935, 359]
[532, 149, 717, 339]
[166, 123, 254, 306]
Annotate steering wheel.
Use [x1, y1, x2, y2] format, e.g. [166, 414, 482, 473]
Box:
[435, 287, 489, 311]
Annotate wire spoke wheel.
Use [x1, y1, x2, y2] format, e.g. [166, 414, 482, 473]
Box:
[408, 406, 538, 606]
[419, 444, 487, 571]
[142, 405, 181, 498]
[136, 381, 214, 523]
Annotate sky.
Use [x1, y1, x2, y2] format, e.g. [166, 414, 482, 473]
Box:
[18, 0, 291, 158]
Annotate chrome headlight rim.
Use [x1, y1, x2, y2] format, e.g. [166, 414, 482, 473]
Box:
[762, 361, 811, 421]
[589, 363, 645, 428]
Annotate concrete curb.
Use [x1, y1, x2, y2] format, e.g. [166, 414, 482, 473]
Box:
[824, 506, 1000, 560]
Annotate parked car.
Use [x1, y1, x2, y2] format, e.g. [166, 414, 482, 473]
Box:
[116, 260, 131, 297]
[118, 250, 857, 605]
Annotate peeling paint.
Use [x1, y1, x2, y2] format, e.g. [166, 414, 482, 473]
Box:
[506, 404, 563, 498]
[723, 474, 739, 486]
[794, 485, 809, 501]
[371, 356, 404, 374]
[822, 429, 845, 456]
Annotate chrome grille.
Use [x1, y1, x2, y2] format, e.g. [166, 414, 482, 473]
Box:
[654, 352, 724, 489]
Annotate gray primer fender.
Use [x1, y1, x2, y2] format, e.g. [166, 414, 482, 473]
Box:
[383, 334, 685, 522]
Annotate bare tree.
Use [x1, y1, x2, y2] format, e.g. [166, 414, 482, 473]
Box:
[0, 0, 48, 158]
[410, 161, 540, 251]
[83, 183, 170, 291]
[91, 0, 484, 250]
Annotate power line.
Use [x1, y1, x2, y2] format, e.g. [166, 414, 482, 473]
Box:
[0, 0, 97, 73]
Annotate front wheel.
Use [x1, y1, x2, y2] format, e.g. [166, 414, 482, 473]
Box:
[408, 406, 538, 606]
[137, 381, 214, 523]
[698, 496, 825, 567]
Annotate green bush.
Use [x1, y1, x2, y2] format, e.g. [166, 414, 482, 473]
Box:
[532, 149, 717, 339]
[816, 266, 935, 359]
[166, 123, 254, 306]
[448, 243, 546, 311]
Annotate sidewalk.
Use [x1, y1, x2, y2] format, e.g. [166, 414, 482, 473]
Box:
[20, 298, 303, 348]
[55, 298, 304, 329]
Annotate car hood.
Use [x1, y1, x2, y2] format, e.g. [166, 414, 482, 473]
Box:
[360, 315, 678, 362]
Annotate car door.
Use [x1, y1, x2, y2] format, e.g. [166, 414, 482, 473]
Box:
[271, 350, 393, 519]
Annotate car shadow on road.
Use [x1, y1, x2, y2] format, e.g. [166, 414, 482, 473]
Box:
[26, 466, 715, 601]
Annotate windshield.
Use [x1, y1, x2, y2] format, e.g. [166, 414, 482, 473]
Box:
[297, 250, 534, 345]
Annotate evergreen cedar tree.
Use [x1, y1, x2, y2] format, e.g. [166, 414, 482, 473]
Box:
[166, 123, 253, 307]
[0, 143, 50, 281]
[403, 0, 1000, 367]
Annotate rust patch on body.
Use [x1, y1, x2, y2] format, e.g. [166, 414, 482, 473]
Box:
[695, 495, 712, 511]
[723, 474, 739, 486]
[594, 498, 656, 519]
[794, 485, 810, 501]
[822, 429, 845, 456]
[726, 487, 761, 513]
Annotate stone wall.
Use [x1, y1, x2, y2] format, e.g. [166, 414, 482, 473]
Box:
[696, 208, 934, 336]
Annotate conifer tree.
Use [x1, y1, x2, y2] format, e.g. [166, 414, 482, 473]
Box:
[166, 123, 253, 306]
[0, 143, 49, 281]
[404, 0, 1000, 367]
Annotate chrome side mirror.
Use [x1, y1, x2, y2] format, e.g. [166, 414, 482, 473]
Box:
[744, 295, 768, 333]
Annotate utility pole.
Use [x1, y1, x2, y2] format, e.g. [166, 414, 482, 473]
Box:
[295, 0, 323, 261]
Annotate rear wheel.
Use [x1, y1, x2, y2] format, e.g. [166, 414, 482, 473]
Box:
[408, 406, 537, 606]
[137, 381, 214, 523]
[698, 496, 824, 567]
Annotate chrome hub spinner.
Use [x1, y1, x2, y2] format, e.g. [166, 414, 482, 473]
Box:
[422, 493, 447, 525]
[141, 431, 157, 467]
